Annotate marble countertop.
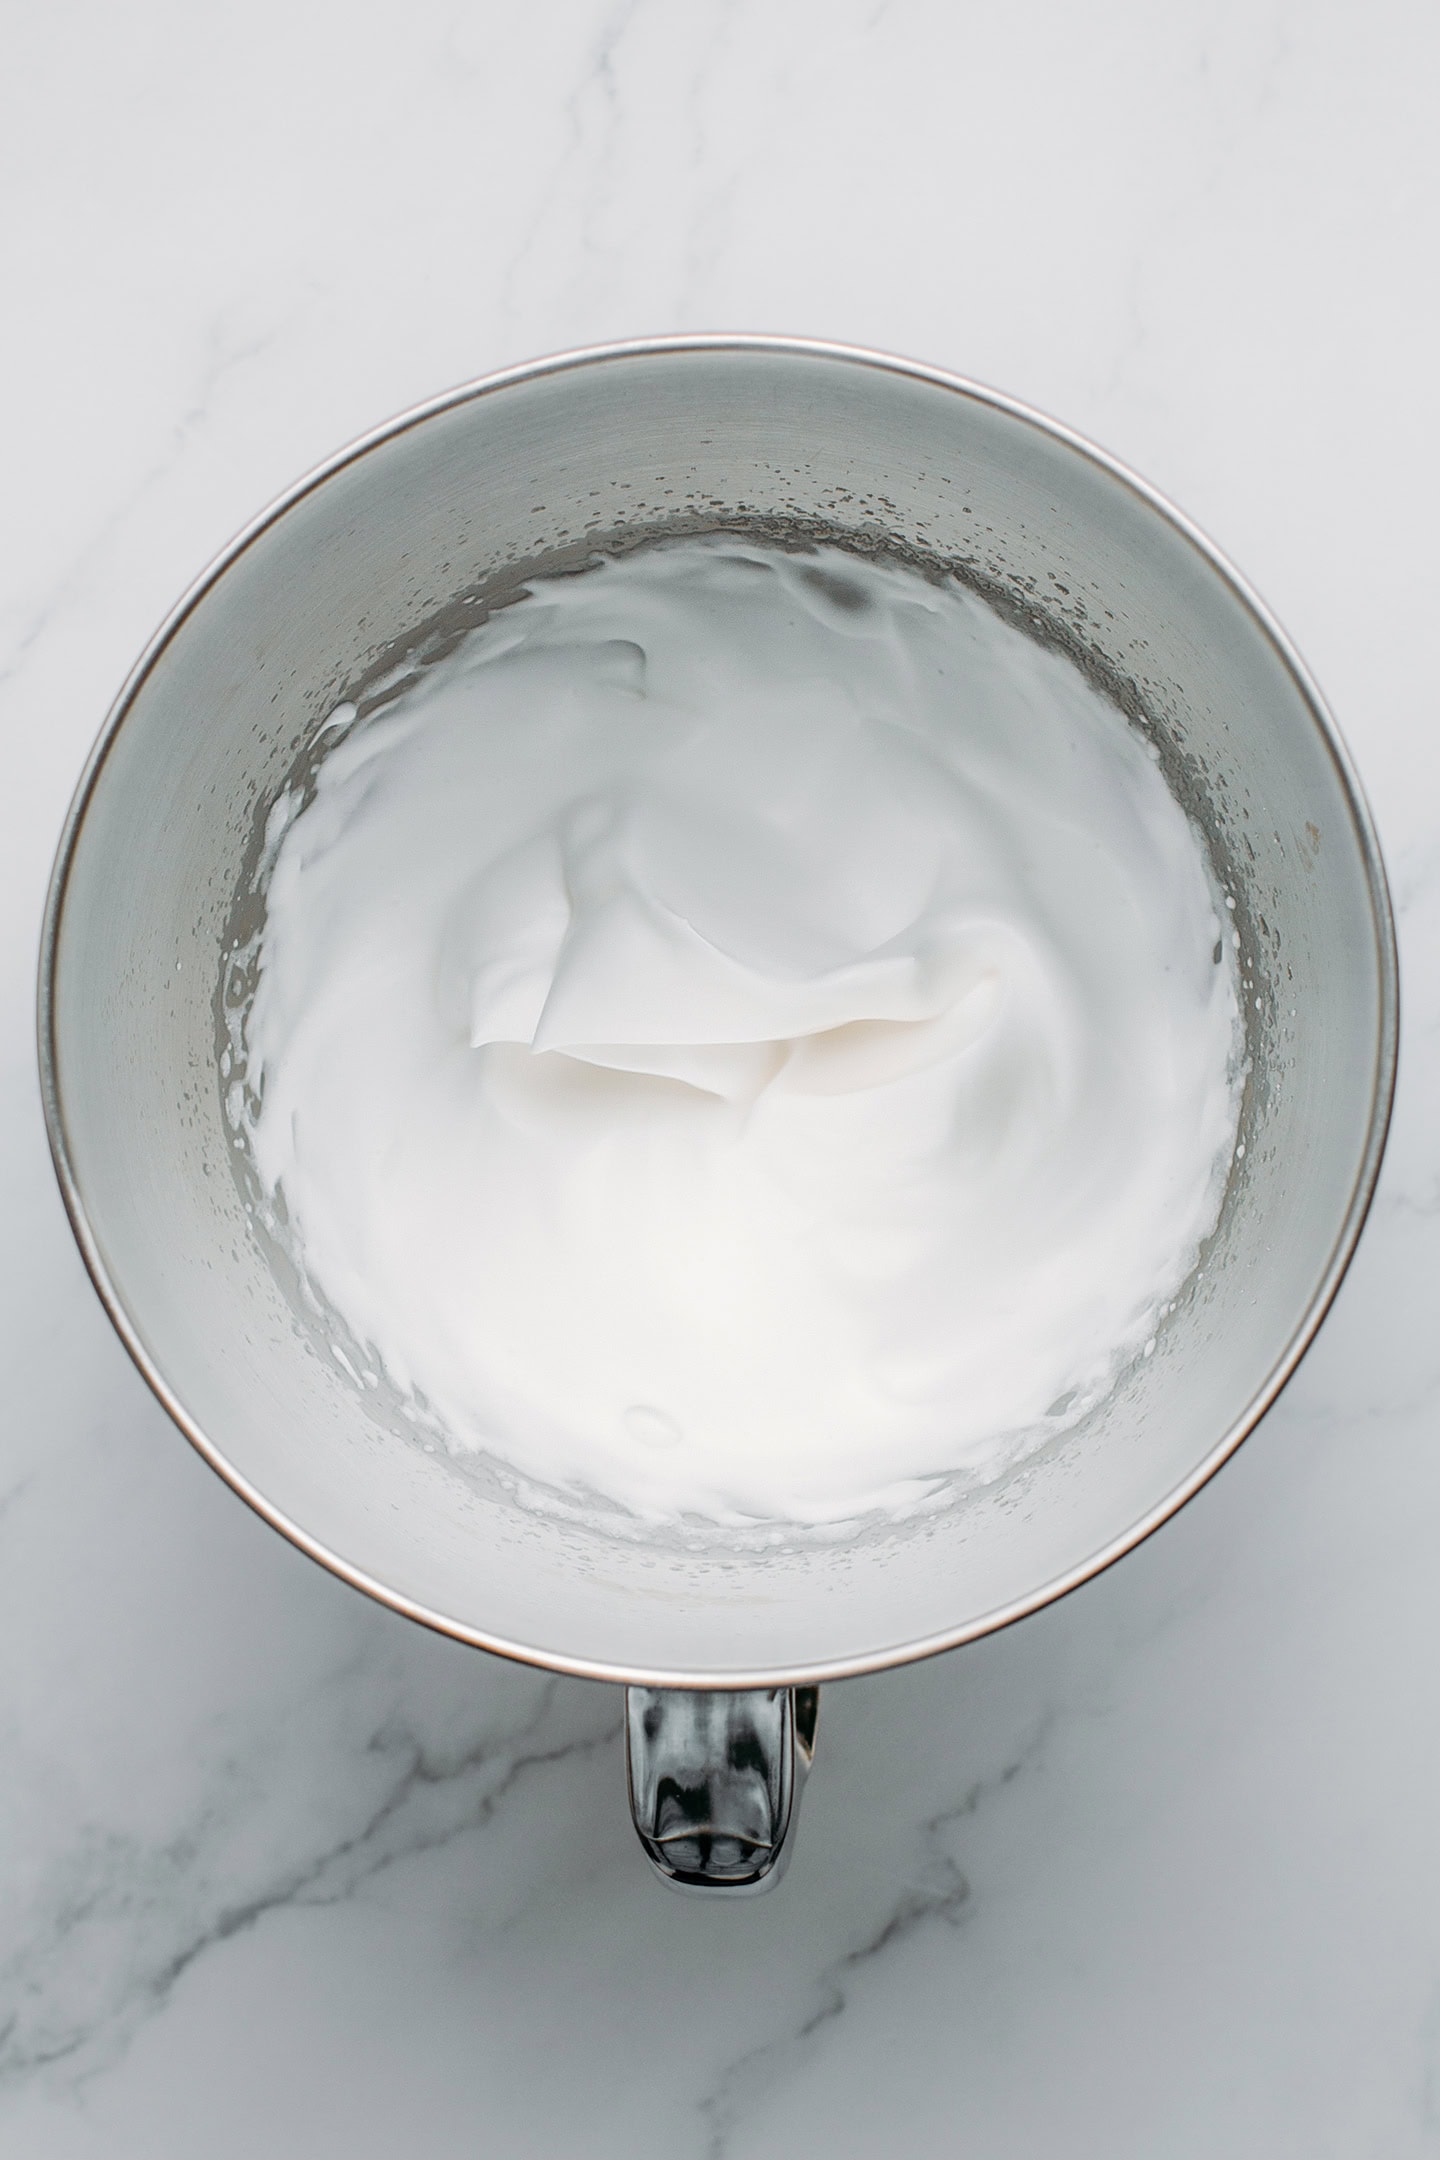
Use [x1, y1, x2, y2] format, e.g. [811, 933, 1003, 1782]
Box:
[3, 3, 1438, 2152]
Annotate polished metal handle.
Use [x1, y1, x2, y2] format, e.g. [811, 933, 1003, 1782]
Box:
[625, 1684, 818, 1893]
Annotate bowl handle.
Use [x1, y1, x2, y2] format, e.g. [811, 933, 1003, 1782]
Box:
[624, 1684, 819, 1893]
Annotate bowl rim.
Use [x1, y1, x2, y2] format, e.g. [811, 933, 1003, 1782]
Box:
[36, 332, 1400, 1689]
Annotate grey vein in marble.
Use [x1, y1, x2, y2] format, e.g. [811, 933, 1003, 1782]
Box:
[699, 1717, 1056, 2160]
[0, 1676, 620, 2097]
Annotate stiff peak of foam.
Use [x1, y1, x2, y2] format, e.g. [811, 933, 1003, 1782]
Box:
[242, 539, 1241, 1526]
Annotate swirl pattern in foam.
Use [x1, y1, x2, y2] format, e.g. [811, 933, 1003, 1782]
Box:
[241, 539, 1241, 1526]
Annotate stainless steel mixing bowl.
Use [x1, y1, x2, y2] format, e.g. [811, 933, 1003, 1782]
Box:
[39, 338, 1397, 1889]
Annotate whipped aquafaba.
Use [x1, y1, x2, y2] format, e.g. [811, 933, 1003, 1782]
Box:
[238, 538, 1241, 1526]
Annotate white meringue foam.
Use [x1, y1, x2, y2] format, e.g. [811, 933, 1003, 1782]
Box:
[240, 538, 1241, 1526]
